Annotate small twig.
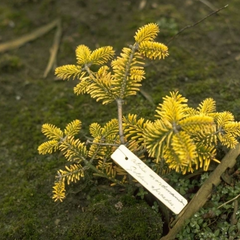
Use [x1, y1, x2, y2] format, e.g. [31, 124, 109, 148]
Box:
[218, 193, 240, 209]
[0, 18, 60, 52]
[0, 18, 62, 78]
[231, 199, 238, 225]
[139, 0, 147, 10]
[167, 4, 228, 45]
[43, 19, 62, 78]
[139, 88, 155, 106]
[199, 0, 217, 11]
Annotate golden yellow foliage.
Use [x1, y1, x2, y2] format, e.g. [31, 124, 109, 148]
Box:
[143, 91, 240, 174]
[52, 181, 66, 202]
[54, 23, 168, 105]
[134, 23, 159, 43]
[38, 23, 240, 202]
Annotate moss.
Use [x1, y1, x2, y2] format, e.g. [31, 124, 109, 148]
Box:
[2, 219, 41, 240]
[0, 54, 23, 72]
[0, 5, 32, 33]
[66, 192, 163, 240]
[156, 17, 178, 37]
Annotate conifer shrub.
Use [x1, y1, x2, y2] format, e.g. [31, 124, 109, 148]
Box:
[38, 22, 240, 201]
[38, 23, 240, 239]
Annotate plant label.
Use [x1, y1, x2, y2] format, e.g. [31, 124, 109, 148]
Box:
[111, 145, 188, 214]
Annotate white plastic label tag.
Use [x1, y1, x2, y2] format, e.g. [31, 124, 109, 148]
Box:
[111, 145, 188, 214]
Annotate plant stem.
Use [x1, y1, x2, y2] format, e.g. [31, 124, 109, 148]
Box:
[117, 98, 125, 144]
[116, 98, 134, 188]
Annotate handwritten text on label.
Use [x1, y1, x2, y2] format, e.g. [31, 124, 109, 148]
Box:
[111, 145, 188, 214]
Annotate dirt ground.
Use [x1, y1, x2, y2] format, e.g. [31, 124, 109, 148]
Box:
[0, 0, 240, 239]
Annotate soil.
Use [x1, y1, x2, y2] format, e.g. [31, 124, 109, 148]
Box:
[1, 0, 240, 239]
